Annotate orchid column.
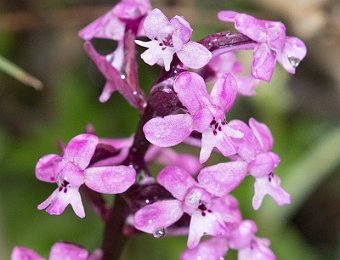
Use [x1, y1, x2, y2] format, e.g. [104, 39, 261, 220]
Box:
[12, 1, 306, 260]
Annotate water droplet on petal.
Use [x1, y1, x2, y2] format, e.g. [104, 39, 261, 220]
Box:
[120, 74, 126, 80]
[288, 56, 301, 68]
[153, 227, 166, 238]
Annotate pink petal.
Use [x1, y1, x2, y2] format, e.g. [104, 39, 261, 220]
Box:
[49, 242, 88, 260]
[211, 73, 238, 113]
[229, 220, 257, 249]
[252, 43, 276, 82]
[84, 166, 136, 194]
[136, 40, 175, 71]
[170, 15, 192, 48]
[249, 118, 273, 152]
[174, 72, 211, 115]
[265, 21, 286, 51]
[239, 237, 276, 260]
[143, 114, 193, 147]
[84, 41, 138, 107]
[252, 175, 291, 210]
[217, 10, 239, 22]
[236, 76, 259, 96]
[180, 238, 228, 260]
[78, 9, 125, 41]
[187, 212, 229, 248]
[177, 41, 212, 69]
[35, 154, 62, 183]
[228, 120, 260, 161]
[234, 13, 267, 43]
[150, 147, 202, 175]
[192, 107, 214, 133]
[63, 134, 99, 170]
[38, 187, 85, 218]
[277, 36, 307, 74]
[198, 161, 248, 196]
[157, 166, 196, 200]
[11, 247, 44, 260]
[134, 200, 183, 233]
[143, 8, 171, 39]
[249, 152, 278, 177]
[200, 130, 220, 163]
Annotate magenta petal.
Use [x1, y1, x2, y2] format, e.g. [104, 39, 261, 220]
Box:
[211, 73, 238, 113]
[234, 13, 267, 43]
[249, 118, 273, 152]
[35, 154, 62, 183]
[84, 166, 136, 194]
[143, 8, 171, 39]
[239, 237, 276, 260]
[192, 107, 214, 133]
[38, 187, 85, 218]
[84, 41, 138, 107]
[170, 16, 192, 46]
[134, 200, 183, 233]
[174, 72, 211, 115]
[229, 220, 257, 249]
[157, 166, 196, 200]
[277, 36, 307, 74]
[187, 212, 229, 248]
[198, 161, 248, 196]
[49, 242, 88, 260]
[249, 152, 277, 177]
[177, 41, 212, 69]
[252, 175, 291, 210]
[152, 148, 202, 175]
[217, 10, 239, 22]
[63, 134, 98, 170]
[78, 9, 125, 41]
[252, 43, 276, 82]
[11, 247, 44, 260]
[143, 114, 193, 147]
[180, 238, 228, 260]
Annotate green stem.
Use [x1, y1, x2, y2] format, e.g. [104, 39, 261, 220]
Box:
[0, 55, 42, 90]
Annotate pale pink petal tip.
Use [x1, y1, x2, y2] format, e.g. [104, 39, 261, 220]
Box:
[180, 238, 228, 260]
[49, 242, 88, 260]
[11, 247, 44, 260]
[134, 200, 183, 234]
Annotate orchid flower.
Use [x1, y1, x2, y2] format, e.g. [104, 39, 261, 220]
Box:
[36, 134, 136, 218]
[218, 11, 307, 82]
[11, 242, 102, 260]
[134, 162, 247, 248]
[144, 72, 243, 163]
[135, 8, 211, 71]
[229, 118, 290, 210]
[207, 52, 260, 96]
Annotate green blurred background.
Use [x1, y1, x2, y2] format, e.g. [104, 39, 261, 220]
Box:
[0, 0, 339, 259]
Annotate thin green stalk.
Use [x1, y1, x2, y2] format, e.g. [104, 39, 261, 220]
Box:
[0, 55, 42, 90]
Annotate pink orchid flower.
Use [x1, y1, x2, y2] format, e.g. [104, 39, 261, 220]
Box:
[208, 52, 260, 96]
[134, 162, 247, 248]
[12, 242, 102, 260]
[36, 134, 136, 218]
[143, 72, 243, 163]
[135, 8, 211, 71]
[218, 11, 307, 82]
[229, 118, 290, 210]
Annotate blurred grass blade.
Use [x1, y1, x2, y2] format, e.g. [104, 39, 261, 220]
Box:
[0, 54, 43, 90]
[257, 125, 340, 229]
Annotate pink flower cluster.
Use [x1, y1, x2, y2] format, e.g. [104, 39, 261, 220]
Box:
[12, 0, 307, 259]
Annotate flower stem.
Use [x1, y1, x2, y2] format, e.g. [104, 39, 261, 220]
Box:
[101, 195, 129, 260]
